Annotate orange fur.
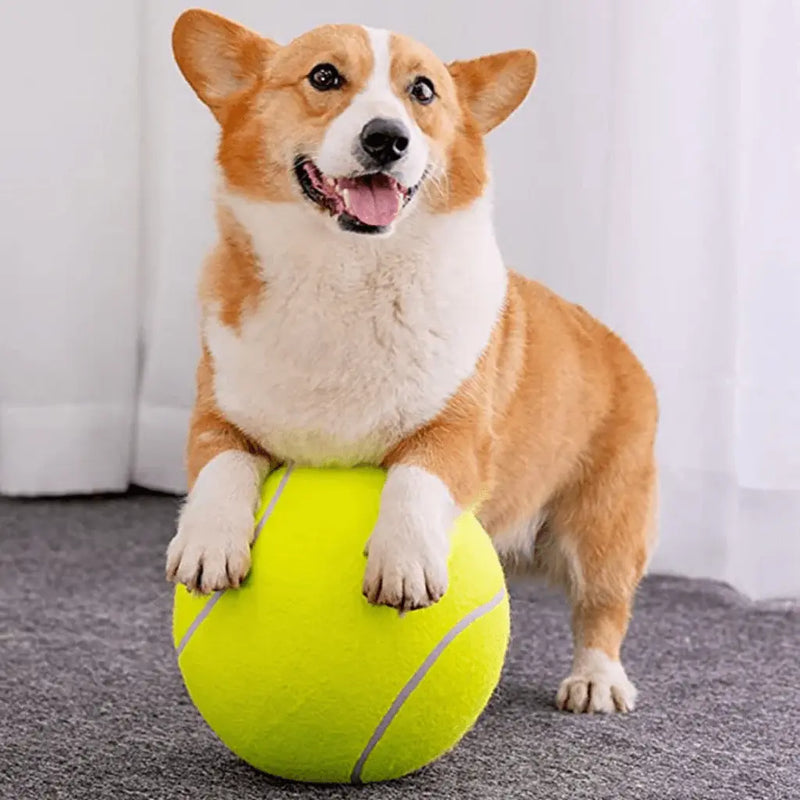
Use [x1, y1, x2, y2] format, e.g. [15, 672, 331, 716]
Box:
[198, 207, 264, 331]
[388, 271, 658, 661]
[172, 10, 278, 124]
[448, 50, 538, 134]
[185, 346, 267, 488]
[218, 25, 374, 200]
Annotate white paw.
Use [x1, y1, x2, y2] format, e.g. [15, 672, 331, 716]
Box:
[362, 464, 456, 612]
[556, 648, 638, 713]
[165, 451, 265, 594]
[166, 502, 254, 594]
[362, 521, 449, 611]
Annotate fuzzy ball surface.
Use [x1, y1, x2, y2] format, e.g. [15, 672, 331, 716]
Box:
[173, 466, 510, 784]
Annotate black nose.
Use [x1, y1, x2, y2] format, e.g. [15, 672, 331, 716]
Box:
[359, 118, 409, 166]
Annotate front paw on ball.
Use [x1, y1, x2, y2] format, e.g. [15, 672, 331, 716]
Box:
[362, 539, 449, 611]
[166, 507, 254, 594]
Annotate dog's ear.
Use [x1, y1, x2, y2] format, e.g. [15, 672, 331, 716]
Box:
[448, 50, 537, 134]
[172, 9, 278, 122]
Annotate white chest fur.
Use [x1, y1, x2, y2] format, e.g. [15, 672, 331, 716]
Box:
[205, 191, 507, 467]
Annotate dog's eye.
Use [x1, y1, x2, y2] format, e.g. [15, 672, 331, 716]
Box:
[409, 76, 435, 105]
[308, 63, 343, 91]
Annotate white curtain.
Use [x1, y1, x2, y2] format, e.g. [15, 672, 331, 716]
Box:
[0, 2, 141, 494]
[1, 1, 798, 598]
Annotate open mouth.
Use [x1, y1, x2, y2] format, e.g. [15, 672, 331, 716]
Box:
[294, 157, 418, 234]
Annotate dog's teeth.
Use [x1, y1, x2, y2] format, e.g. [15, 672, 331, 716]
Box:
[396, 191, 404, 213]
[342, 188, 351, 211]
[324, 176, 335, 188]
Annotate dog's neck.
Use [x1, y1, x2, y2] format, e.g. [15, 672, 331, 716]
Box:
[217, 184, 504, 292]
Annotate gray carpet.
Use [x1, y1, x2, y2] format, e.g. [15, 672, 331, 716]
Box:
[1, 492, 798, 800]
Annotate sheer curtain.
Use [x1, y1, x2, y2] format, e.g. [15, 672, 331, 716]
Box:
[0, 1, 141, 494]
[1, 1, 798, 598]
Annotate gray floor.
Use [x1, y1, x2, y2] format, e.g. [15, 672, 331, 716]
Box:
[1, 492, 798, 800]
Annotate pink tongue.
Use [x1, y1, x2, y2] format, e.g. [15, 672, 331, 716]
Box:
[342, 175, 399, 227]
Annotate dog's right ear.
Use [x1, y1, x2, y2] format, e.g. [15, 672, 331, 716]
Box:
[172, 9, 278, 122]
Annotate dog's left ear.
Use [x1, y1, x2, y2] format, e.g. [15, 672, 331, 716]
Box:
[448, 50, 537, 134]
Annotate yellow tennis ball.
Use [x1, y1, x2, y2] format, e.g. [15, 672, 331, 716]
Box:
[173, 466, 509, 784]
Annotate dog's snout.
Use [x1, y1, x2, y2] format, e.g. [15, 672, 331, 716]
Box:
[359, 118, 409, 166]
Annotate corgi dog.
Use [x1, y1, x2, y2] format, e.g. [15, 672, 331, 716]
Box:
[166, 9, 658, 714]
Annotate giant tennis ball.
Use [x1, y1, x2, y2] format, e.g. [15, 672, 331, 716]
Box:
[173, 466, 509, 784]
